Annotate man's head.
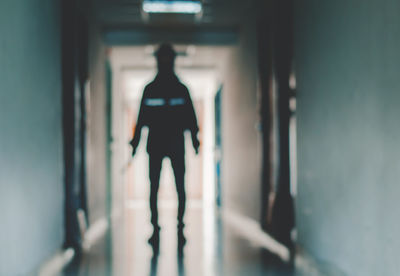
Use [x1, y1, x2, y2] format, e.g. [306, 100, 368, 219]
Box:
[155, 43, 176, 73]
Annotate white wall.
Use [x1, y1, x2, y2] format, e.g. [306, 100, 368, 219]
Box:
[86, 20, 109, 224]
[220, 0, 263, 221]
[0, 0, 64, 275]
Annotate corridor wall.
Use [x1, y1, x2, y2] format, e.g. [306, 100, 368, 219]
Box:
[86, 17, 108, 225]
[0, 0, 64, 275]
[221, 0, 263, 221]
[295, 0, 400, 275]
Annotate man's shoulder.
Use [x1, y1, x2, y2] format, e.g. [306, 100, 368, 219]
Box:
[144, 80, 157, 90]
[145, 77, 188, 93]
[142, 80, 158, 97]
[172, 77, 189, 93]
[176, 80, 188, 90]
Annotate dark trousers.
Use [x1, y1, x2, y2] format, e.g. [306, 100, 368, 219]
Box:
[149, 151, 186, 230]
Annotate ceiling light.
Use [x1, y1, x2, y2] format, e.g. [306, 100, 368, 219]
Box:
[142, 0, 202, 14]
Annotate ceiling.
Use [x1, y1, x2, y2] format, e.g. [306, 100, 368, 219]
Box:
[94, 0, 242, 28]
[102, 1, 239, 82]
[93, 0, 247, 45]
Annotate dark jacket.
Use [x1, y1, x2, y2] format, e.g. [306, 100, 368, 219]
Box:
[131, 73, 199, 155]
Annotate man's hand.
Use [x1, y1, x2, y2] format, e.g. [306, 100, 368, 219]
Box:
[192, 136, 200, 155]
[129, 140, 137, 156]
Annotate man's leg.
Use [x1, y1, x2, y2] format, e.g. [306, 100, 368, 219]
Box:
[170, 152, 186, 229]
[149, 153, 163, 232]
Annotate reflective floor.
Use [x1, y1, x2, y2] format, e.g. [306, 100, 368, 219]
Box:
[61, 202, 320, 276]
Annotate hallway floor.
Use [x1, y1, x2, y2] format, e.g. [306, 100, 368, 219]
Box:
[61, 203, 322, 276]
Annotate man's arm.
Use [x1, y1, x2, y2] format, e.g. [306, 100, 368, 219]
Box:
[130, 90, 148, 156]
[184, 87, 200, 154]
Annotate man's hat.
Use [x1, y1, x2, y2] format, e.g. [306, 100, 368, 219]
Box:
[155, 43, 177, 59]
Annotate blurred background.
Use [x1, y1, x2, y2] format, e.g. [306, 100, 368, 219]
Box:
[1, 0, 399, 275]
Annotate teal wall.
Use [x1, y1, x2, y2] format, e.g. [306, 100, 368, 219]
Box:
[0, 0, 64, 275]
[295, 0, 400, 275]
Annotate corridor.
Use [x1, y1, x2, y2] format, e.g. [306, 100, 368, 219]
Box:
[2, 0, 400, 276]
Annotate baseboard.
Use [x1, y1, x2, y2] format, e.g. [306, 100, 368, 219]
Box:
[37, 248, 75, 276]
[221, 210, 291, 262]
[82, 217, 109, 250]
[38, 217, 109, 276]
[221, 210, 344, 275]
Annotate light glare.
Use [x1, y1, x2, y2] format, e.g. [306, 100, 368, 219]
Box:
[143, 1, 202, 14]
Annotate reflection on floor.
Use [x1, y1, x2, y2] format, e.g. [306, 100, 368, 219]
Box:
[61, 202, 321, 276]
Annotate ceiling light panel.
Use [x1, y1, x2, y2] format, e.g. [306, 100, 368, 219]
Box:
[142, 0, 202, 14]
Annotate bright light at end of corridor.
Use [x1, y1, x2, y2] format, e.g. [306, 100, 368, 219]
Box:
[142, 0, 202, 14]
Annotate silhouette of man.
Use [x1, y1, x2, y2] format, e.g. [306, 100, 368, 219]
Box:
[130, 43, 200, 245]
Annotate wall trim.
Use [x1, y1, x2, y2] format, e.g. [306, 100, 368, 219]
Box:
[38, 217, 109, 276]
[222, 210, 341, 275]
[82, 217, 109, 250]
[222, 210, 291, 261]
[38, 248, 75, 276]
